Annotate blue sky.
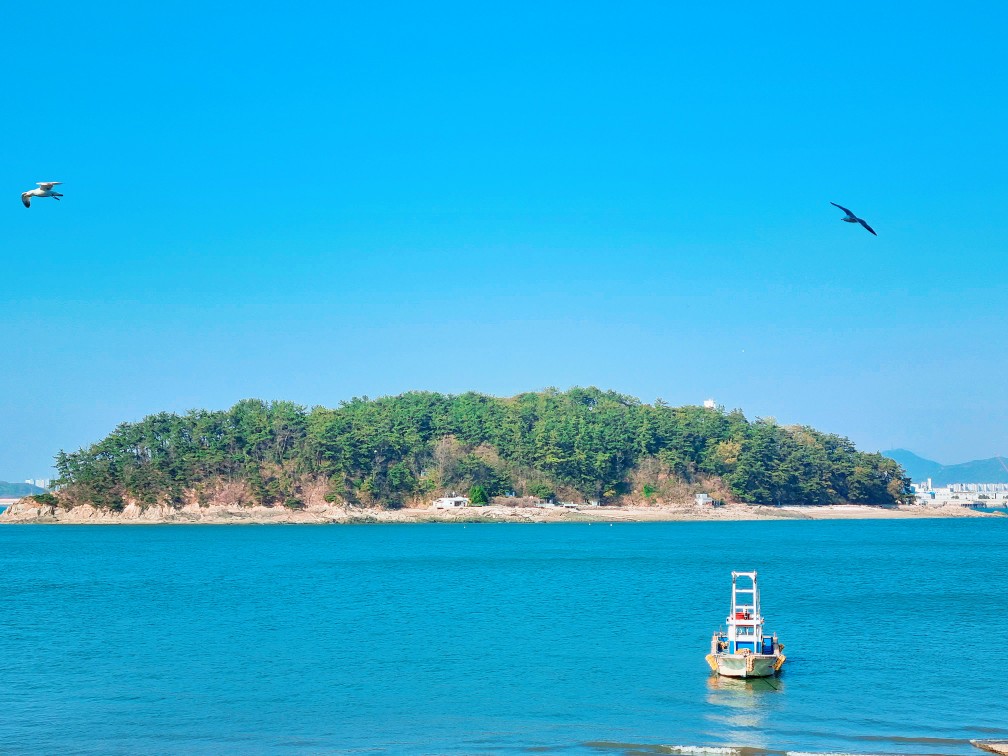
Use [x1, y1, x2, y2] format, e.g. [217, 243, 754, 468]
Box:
[3, 2, 1007, 480]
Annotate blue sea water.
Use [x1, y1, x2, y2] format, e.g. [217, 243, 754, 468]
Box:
[1, 519, 1006, 755]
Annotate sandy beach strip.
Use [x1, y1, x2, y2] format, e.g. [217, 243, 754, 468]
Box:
[1, 499, 1004, 525]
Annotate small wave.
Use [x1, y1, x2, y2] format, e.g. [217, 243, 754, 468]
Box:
[666, 750, 878, 756]
[586, 745, 749, 756]
[596, 744, 934, 756]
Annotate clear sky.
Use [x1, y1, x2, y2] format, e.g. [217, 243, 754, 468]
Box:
[3, 2, 1007, 480]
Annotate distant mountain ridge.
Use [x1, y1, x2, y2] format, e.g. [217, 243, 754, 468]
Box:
[0, 481, 45, 498]
[883, 449, 1008, 485]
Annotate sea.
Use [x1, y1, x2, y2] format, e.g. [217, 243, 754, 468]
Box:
[1, 519, 1005, 755]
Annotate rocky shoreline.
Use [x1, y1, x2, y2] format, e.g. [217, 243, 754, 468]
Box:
[1, 499, 1002, 524]
[973, 742, 1008, 755]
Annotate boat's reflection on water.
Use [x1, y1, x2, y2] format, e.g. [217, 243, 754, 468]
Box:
[706, 673, 785, 696]
[702, 674, 784, 749]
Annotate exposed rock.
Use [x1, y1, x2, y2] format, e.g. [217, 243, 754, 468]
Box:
[1, 497, 1002, 525]
[1, 499, 57, 521]
[972, 741, 1008, 755]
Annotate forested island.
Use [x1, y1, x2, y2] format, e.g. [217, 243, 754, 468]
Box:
[29, 388, 911, 516]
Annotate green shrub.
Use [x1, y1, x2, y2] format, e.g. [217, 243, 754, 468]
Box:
[528, 482, 554, 500]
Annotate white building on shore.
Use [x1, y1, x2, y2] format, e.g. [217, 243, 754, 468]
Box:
[911, 479, 1008, 508]
[432, 496, 470, 509]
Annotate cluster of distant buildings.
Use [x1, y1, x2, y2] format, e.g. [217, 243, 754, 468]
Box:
[910, 479, 1008, 508]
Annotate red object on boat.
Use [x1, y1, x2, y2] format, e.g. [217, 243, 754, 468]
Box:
[735, 612, 744, 619]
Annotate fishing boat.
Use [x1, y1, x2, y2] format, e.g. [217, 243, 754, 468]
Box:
[705, 570, 785, 678]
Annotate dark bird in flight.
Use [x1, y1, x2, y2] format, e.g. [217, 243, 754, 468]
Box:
[21, 181, 64, 208]
[831, 202, 876, 236]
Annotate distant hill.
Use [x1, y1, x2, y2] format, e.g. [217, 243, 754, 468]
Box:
[882, 450, 944, 482]
[0, 481, 45, 498]
[883, 449, 1008, 485]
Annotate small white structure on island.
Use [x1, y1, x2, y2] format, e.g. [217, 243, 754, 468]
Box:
[703, 398, 716, 409]
[695, 493, 721, 507]
[432, 496, 470, 510]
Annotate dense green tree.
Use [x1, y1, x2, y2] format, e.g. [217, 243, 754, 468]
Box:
[527, 482, 554, 501]
[52, 389, 912, 510]
[468, 484, 489, 506]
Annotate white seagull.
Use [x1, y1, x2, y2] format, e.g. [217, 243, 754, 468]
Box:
[830, 202, 876, 236]
[21, 181, 64, 208]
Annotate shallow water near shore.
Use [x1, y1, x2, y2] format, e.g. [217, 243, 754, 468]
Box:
[1, 519, 1006, 754]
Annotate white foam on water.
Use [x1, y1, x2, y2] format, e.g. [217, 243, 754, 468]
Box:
[666, 748, 883, 756]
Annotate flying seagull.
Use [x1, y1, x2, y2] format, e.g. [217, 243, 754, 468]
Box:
[21, 182, 63, 208]
[830, 202, 876, 236]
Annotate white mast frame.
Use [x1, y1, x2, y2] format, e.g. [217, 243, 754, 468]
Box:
[727, 570, 765, 654]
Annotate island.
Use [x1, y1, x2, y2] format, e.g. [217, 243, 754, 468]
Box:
[3, 387, 999, 524]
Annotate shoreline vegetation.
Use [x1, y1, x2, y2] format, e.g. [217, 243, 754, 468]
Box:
[3, 387, 934, 524]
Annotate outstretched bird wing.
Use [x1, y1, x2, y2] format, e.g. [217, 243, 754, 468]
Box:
[21, 193, 31, 208]
[37, 181, 62, 190]
[858, 218, 877, 236]
[830, 201, 856, 219]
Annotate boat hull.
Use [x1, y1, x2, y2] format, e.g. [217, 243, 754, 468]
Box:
[705, 652, 784, 678]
